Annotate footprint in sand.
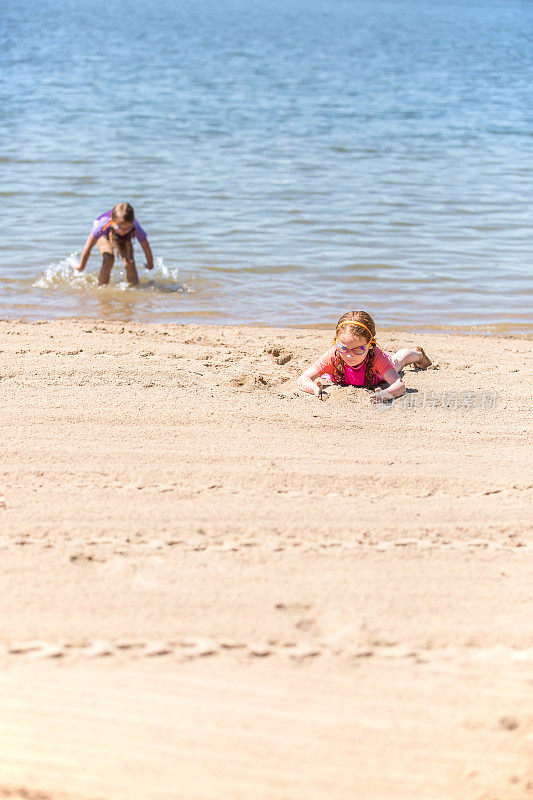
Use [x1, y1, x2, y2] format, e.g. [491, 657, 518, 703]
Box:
[497, 716, 520, 731]
[274, 602, 312, 612]
[182, 637, 219, 656]
[30, 643, 65, 660]
[285, 643, 322, 660]
[143, 641, 174, 657]
[219, 639, 246, 650]
[228, 375, 270, 391]
[114, 640, 146, 651]
[83, 640, 115, 658]
[69, 552, 105, 563]
[295, 618, 320, 635]
[0, 788, 55, 800]
[248, 643, 273, 657]
[8, 640, 49, 655]
[265, 346, 293, 366]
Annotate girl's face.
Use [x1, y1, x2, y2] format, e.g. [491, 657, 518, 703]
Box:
[112, 220, 134, 235]
[336, 331, 370, 367]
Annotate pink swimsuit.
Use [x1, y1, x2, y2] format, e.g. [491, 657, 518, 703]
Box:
[311, 345, 396, 387]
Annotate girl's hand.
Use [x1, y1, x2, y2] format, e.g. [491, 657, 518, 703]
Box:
[74, 263, 84, 272]
[314, 381, 325, 400]
[144, 263, 154, 270]
[371, 388, 394, 404]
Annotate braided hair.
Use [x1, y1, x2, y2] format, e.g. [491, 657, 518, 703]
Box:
[330, 310, 377, 389]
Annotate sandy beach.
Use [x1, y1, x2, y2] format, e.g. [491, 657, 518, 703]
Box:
[0, 318, 532, 800]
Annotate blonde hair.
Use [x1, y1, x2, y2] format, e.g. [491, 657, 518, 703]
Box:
[330, 310, 377, 388]
[108, 203, 135, 258]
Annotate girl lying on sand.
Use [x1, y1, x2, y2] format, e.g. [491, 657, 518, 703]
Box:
[298, 310, 431, 403]
[74, 202, 154, 286]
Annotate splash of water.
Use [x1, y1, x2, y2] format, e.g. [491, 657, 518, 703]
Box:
[33, 255, 191, 294]
[33, 253, 93, 290]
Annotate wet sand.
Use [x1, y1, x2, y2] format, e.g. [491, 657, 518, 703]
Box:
[0, 319, 532, 800]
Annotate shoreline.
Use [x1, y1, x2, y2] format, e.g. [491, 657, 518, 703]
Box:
[2, 314, 533, 338]
[1, 318, 532, 799]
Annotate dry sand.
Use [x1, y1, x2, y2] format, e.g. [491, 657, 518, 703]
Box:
[0, 318, 532, 800]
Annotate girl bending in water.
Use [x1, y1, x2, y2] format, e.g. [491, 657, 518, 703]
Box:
[298, 310, 432, 402]
[74, 202, 154, 286]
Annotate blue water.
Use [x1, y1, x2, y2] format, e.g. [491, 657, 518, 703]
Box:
[1, 0, 532, 331]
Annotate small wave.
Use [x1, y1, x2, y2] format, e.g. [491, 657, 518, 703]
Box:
[33, 255, 191, 294]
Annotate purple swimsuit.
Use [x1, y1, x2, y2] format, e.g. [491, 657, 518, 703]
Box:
[91, 210, 147, 243]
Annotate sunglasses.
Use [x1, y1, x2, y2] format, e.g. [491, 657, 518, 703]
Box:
[335, 340, 368, 356]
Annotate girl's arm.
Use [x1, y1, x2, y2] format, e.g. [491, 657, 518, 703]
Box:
[140, 239, 154, 269]
[75, 233, 97, 272]
[298, 348, 333, 398]
[298, 365, 322, 397]
[370, 368, 406, 403]
[298, 362, 328, 398]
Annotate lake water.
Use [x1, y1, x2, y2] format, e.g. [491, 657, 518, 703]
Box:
[1, 0, 532, 332]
